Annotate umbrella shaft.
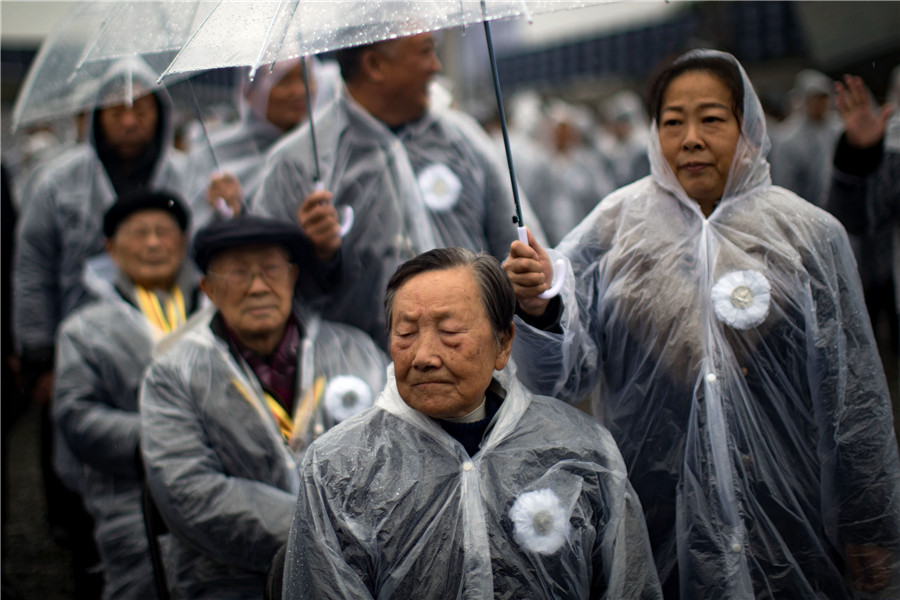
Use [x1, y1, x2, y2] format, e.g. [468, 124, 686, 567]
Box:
[482, 19, 524, 229]
[302, 57, 321, 183]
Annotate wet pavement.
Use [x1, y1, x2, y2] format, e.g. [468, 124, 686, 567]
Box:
[2, 402, 75, 600]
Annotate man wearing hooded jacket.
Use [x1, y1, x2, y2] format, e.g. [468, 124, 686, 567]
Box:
[13, 56, 186, 404]
[11, 57, 186, 597]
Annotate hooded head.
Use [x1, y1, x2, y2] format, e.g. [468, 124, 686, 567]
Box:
[90, 57, 177, 194]
[240, 56, 313, 132]
[647, 49, 770, 214]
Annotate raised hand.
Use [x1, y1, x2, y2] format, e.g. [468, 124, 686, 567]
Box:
[835, 74, 894, 149]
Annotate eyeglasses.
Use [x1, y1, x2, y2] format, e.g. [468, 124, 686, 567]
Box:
[208, 262, 295, 290]
[117, 223, 182, 242]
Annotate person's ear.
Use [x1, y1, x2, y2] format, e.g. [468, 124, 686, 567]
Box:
[362, 48, 388, 84]
[199, 275, 214, 301]
[493, 324, 515, 371]
[105, 237, 121, 267]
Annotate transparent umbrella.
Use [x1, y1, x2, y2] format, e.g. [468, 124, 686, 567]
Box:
[162, 0, 612, 294]
[11, 0, 213, 131]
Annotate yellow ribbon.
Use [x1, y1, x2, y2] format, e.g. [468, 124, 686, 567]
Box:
[230, 375, 327, 445]
[136, 286, 186, 334]
[291, 375, 327, 443]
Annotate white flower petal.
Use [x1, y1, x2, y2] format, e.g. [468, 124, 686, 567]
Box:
[323, 375, 372, 422]
[711, 269, 771, 330]
[417, 163, 461, 212]
[509, 488, 571, 555]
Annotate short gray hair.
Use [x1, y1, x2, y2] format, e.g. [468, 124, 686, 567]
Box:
[384, 247, 515, 344]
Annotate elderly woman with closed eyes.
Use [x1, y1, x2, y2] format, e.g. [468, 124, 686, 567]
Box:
[505, 49, 900, 599]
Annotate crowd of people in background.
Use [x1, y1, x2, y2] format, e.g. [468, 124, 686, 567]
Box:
[2, 33, 899, 600]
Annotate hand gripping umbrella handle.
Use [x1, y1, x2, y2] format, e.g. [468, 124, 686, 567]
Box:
[314, 180, 354, 238]
[517, 226, 564, 299]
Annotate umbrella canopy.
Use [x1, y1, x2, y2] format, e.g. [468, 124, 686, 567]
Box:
[159, 0, 611, 296]
[12, 0, 212, 131]
[160, 0, 611, 81]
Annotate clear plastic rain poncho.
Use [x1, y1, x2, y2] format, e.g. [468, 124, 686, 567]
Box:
[283, 363, 662, 599]
[599, 89, 651, 189]
[543, 100, 616, 246]
[769, 70, 843, 207]
[140, 303, 387, 599]
[251, 87, 544, 346]
[53, 257, 200, 600]
[12, 56, 186, 359]
[511, 50, 900, 598]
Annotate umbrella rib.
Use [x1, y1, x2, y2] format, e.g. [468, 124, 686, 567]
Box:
[250, 0, 290, 81]
[268, 0, 302, 71]
[518, 1, 534, 24]
[69, 3, 126, 84]
[158, 0, 227, 84]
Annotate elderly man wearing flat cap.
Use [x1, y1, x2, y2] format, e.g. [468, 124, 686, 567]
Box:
[139, 215, 387, 599]
[52, 189, 202, 600]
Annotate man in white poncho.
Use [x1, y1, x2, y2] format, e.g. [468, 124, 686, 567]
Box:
[251, 31, 544, 347]
[505, 50, 900, 599]
[53, 190, 200, 599]
[140, 216, 387, 599]
[282, 247, 661, 599]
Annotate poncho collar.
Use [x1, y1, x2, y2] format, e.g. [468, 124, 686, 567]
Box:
[376, 363, 529, 459]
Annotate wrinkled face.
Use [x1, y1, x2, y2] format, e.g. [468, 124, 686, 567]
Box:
[658, 70, 741, 207]
[377, 33, 442, 122]
[266, 63, 312, 132]
[98, 93, 158, 160]
[201, 245, 298, 342]
[107, 210, 185, 289]
[390, 267, 512, 419]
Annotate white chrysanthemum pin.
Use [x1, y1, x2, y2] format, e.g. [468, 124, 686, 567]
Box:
[417, 163, 461, 212]
[323, 375, 372, 422]
[509, 488, 571, 554]
[711, 269, 771, 330]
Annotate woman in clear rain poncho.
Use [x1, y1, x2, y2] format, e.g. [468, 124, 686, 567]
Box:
[505, 49, 900, 599]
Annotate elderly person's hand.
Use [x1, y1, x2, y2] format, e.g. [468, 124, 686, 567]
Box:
[297, 188, 341, 262]
[503, 227, 554, 317]
[206, 171, 243, 218]
[846, 543, 893, 593]
[835, 74, 894, 149]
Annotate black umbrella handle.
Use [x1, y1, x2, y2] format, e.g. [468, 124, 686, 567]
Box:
[482, 18, 525, 229]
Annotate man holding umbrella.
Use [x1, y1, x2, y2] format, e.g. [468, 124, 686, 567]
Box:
[185, 57, 327, 234]
[252, 32, 545, 348]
